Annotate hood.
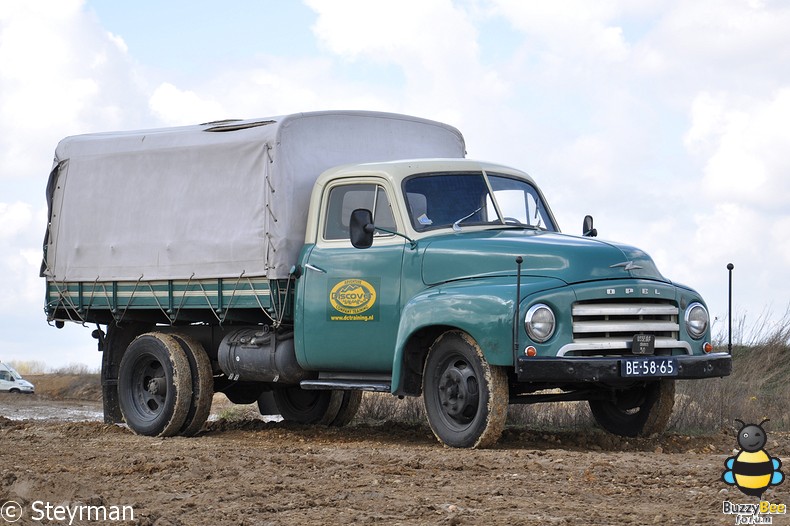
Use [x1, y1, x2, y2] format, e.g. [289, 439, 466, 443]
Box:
[421, 230, 667, 285]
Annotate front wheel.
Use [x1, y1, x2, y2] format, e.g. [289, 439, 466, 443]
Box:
[422, 331, 508, 448]
[589, 380, 675, 437]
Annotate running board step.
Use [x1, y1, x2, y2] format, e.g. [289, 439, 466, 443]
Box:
[300, 379, 391, 392]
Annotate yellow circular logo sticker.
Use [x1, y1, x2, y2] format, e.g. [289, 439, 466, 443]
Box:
[329, 279, 377, 315]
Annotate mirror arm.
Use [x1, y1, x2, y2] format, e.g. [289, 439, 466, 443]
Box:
[371, 226, 418, 250]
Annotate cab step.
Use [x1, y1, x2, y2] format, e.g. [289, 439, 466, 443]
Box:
[300, 374, 391, 393]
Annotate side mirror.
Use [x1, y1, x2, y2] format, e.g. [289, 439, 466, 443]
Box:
[583, 215, 598, 237]
[350, 208, 375, 249]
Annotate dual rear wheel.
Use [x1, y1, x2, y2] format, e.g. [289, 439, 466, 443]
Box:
[118, 331, 362, 435]
[118, 332, 213, 437]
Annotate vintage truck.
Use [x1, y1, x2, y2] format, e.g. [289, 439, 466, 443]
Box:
[42, 110, 731, 448]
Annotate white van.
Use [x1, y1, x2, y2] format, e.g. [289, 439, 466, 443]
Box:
[0, 362, 35, 394]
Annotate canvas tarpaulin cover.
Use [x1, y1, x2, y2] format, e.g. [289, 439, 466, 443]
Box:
[43, 111, 465, 282]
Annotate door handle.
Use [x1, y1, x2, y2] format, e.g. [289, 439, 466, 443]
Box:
[304, 263, 326, 274]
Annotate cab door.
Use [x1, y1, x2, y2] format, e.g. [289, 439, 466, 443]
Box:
[299, 180, 405, 372]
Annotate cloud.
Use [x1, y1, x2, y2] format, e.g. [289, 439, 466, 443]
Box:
[0, 202, 44, 311]
[686, 89, 790, 212]
[149, 82, 227, 125]
[308, 0, 480, 65]
[0, 202, 33, 239]
[635, 1, 790, 96]
[305, 0, 509, 121]
[681, 88, 790, 317]
[489, 0, 635, 63]
[0, 0, 149, 179]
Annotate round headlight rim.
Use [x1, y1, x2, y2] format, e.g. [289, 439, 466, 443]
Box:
[524, 303, 556, 343]
[685, 301, 709, 340]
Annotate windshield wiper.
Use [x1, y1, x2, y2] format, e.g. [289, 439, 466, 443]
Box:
[452, 206, 484, 232]
[490, 223, 544, 232]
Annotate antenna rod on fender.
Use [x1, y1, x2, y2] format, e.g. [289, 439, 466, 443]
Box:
[727, 263, 734, 354]
[514, 256, 523, 355]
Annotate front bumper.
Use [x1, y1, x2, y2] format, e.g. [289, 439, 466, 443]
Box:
[516, 352, 732, 383]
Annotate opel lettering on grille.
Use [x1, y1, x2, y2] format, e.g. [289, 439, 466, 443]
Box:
[605, 287, 662, 296]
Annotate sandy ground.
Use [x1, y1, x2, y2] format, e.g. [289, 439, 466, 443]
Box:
[0, 377, 787, 525]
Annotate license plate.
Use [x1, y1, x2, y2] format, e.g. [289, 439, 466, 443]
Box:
[620, 357, 678, 377]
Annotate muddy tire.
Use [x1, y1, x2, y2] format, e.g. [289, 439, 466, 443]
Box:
[273, 387, 343, 425]
[422, 331, 508, 449]
[170, 333, 214, 437]
[589, 380, 675, 437]
[118, 333, 193, 437]
[330, 390, 363, 427]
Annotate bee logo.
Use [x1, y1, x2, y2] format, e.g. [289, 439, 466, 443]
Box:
[722, 419, 784, 498]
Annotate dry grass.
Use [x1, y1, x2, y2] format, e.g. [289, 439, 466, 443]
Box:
[8, 360, 99, 375]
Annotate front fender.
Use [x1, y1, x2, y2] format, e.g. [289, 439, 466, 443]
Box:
[391, 277, 565, 395]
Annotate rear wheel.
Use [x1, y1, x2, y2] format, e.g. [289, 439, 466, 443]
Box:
[272, 386, 343, 425]
[422, 331, 508, 448]
[589, 380, 675, 437]
[170, 333, 214, 437]
[118, 333, 192, 437]
[330, 390, 363, 427]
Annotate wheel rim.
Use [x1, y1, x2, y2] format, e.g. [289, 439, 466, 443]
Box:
[606, 386, 647, 417]
[274, 387, 341, 424]
[128, 353, 169, 421]
[282, 387, 323, 412]
[436, 355, 480, 428]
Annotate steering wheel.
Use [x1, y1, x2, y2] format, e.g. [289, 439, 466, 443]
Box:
[503, 217, 523, 225]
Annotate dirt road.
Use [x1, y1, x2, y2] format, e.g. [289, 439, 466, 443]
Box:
[1, 383, 787, 525]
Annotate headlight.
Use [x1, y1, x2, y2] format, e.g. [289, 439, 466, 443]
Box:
[685, 302, 709, 339]
[525, 304, 556, 343]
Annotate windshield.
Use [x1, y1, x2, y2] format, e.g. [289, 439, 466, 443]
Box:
[487, 173, 556, 231]
[403, 171, 556, 232]
[1, 367, 21, 380]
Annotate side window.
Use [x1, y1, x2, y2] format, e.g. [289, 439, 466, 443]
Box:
[323, 183, 396, 240]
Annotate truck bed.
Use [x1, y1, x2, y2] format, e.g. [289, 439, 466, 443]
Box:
[45, 276, 292, 325]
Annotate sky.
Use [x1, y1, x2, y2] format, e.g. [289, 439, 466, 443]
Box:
[1, 0, 789, 369]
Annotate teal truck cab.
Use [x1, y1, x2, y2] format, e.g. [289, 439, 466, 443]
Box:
[43, 111, 730, 448]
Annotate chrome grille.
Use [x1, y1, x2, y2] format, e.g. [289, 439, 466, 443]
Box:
[559, 300, 689, 357]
